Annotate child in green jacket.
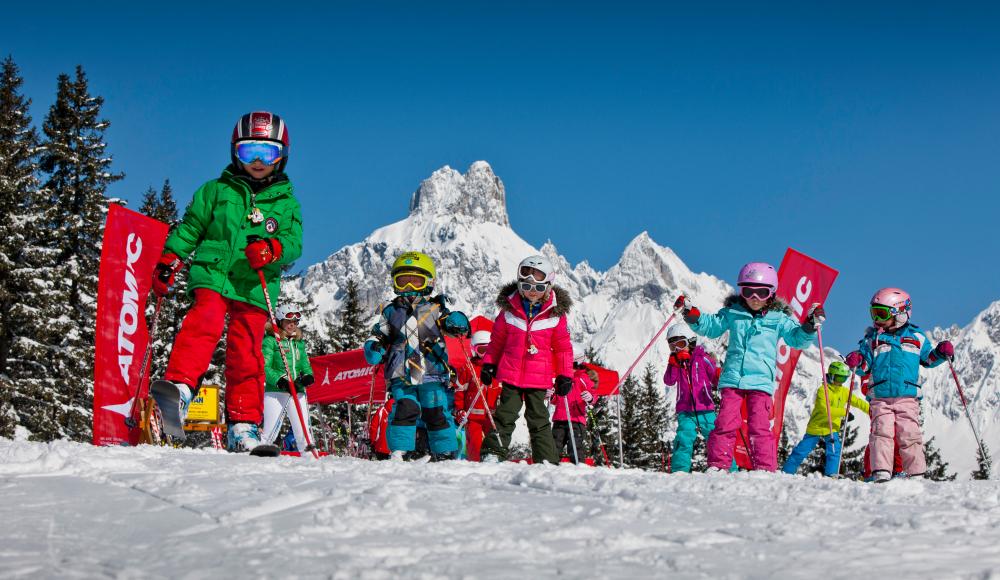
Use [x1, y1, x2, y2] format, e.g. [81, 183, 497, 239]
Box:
[150, 111, 303, 452]
[261, 305, 315, 452]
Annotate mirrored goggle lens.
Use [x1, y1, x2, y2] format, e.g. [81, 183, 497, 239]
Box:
[393, 272, 429, 291]
[827, 373, 849, 384]
[667, 337, 688, 350]
[235, 141, 284, 165]
[282, 311, 301, 320]
[519, 266, 546, 282]
[870, 306, 895, 321]
[472, 344, 488, 357]
[519, 281, 548, 292]
[740, 285, 773, 300]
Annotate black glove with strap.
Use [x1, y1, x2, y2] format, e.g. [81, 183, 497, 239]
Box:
[480, 363, 497, 386]
[295, 374, 315, 390]
[555, 375, 573, 396]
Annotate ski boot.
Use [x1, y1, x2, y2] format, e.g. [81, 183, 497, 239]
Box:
[227, 423, 262, 453]
[390, 450, 406, 462]
[430, 451, 456, 462]
[150, 380, 193, 441]
[872, 470, 892, 483]
[480, 454, 500, 464]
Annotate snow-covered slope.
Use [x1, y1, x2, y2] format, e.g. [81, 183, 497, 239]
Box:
[2, 439, 1000, 579]
[292, 161, 996, 477]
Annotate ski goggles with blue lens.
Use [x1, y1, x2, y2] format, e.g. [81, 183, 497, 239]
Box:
[234, 140, 285, 166]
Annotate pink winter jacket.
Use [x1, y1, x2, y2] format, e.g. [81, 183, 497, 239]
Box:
[483, 283, 574, 390]
[552, 368, 597, 424]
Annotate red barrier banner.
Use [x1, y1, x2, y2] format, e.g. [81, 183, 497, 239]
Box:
[732, 248, 838, 469]
[93, 204, 169, 446]
[309, 349, 386, 405]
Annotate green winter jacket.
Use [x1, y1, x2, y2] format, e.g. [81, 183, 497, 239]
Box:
[164, 165, 303, 310]
[263, 326, 314, 394]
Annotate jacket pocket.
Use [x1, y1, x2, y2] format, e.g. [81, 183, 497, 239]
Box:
[192, 240, 228, 266]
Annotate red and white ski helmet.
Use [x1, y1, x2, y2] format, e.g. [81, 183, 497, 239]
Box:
[517, 255, 556, 284]
[470, 330, 492, 348]
[231, 111, 290, 171]
[737, 262, 778, 289]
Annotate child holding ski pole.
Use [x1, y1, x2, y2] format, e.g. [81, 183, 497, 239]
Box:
[676, 262, 822, 472]
[261, 305, 315, 453]
[662, 323, 722, 473]
[550, 354, 598, 464]
[479, 255, 574, 464]
[363, 251, 470, 461]
[150, 111, 302, 452]
[454, 330, 501, 461]
[782, 361, 869, 477]
[845, 288, 954, 482]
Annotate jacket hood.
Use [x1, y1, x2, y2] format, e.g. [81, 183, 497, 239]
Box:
[496, 281, 572, 317]
[723, 294, 795, 317]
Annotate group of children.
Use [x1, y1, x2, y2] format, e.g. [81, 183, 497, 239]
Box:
[147, 110, 957, 476]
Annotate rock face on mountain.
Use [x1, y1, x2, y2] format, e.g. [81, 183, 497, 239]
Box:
[291, 161, 998, 477]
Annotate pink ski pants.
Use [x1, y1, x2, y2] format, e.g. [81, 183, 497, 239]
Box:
[868, 397, 926, 476]
[707, 388, 776, 471]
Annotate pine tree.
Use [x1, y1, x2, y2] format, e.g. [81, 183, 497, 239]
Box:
[331, 279, 371, 351]
[617, 374, 642, 467]
[776, 428, 791, 468]
[0, 56, 43, 438]
[972, 443, 992, 481]
[637, 363, 670, 469]
[923, 436, 956, 481]
[15, 66, 122, 441]
[839, 422, 865, 478]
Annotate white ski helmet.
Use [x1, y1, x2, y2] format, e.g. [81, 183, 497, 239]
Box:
[470, 330, 492, 348]
[517, 255, 556, 284]
[275, 304, 302, 324]
[666, 323, 694, 343]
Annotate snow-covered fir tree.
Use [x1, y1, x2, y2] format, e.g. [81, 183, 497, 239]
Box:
[924, 435, 956, 481]
[0, 56, 43, 438]
[839, 422, 865, 478]
[638, 363, 670, 470]
[616, 374, 641, 467]
[35, 67, 122, 440]
[972, 442, 992, 480]
[331, 279, 371, 352]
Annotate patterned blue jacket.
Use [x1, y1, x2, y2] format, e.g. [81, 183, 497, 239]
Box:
[856, 323, 945, 399]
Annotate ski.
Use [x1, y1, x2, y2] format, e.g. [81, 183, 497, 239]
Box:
[150, 379, 187, 441]
[249, 444, 281, 457]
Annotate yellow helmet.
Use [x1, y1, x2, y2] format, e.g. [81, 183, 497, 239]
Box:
[391, 251, 436, 295]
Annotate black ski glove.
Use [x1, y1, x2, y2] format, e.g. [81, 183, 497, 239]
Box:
[296, 374, 315, 389]
[277, 376, 292, 392]
[480, 363, 497, 386]
[555, 375, 573, 396]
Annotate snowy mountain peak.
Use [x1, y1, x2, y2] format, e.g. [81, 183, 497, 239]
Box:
[407, 161, 509, 226]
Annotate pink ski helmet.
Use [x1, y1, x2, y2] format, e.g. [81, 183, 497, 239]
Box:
[870, 287, 911, 310]
[737, 262, 778, 289]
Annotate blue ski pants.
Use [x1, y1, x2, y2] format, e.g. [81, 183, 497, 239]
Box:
[782, 433, 842, 477]
[388, 381, 457, 454]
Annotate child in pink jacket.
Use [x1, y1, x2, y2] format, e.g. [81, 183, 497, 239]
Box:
[551, 358, 598, 463]
[480, 255, 574, 463]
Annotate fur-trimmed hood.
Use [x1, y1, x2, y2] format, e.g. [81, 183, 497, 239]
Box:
[722, 294, 794, 317]
[496, 282, 572, 317]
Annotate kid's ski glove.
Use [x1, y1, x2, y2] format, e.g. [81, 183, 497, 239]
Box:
[933, 341, 955, 361]
[802, 304, 826, 333]
[845, 351, 864, 370]
[581, 390, 594, 404]
[675, 351, 691, 363]
[296, 374, 315, 389]
[364, 340, 385, 365]
[152, 253, 184, 297]
[245, 237, 283, 270]
[675, 295, 701, 324]
[277, 375, 292, 392]
[555, 375, 573, 396]
[480, 363, 497, 386]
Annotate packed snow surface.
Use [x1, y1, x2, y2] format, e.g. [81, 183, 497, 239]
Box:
[3, 441, 1000, 579]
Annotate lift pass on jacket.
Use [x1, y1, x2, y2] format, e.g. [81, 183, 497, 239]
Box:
[247, 207, 264, 224]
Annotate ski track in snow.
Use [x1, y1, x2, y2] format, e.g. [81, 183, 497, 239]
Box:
[2, 441, 1000, 579]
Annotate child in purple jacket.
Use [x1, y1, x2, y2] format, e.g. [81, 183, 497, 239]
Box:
[663, 324, 721, 472]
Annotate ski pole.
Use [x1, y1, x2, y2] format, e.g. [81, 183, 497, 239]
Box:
[562, 395, 580, 464]
[948, 361, 989, 465]
[254, 268, 320, 459]
[816, 324, 835, 443]
[457, 340, 502, 449]
[126, 295, 164, 430]
[834, 368, 857, 476]
[586, 408, 611, 467]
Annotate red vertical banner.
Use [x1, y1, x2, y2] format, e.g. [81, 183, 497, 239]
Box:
[732, 248, 838, 469]
[93, 204, 169, 446]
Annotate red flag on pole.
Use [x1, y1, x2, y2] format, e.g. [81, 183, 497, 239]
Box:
[732, 248, 838, 469]
[93, 204, 169, 446]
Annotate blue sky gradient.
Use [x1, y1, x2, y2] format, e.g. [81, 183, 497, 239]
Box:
[6, 2, 1000, 352]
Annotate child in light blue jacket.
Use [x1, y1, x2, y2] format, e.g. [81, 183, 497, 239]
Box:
[677, 262, 822, 471]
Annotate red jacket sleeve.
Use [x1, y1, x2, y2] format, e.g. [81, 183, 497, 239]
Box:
[483, 310, 507, 366]
[553, 315, 573, 378]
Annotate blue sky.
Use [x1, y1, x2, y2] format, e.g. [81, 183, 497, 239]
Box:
[6, 2, 1000, 353]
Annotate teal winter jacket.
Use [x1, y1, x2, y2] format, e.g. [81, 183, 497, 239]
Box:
[690, 296, 817, 394]
[856, 323, 943, 399]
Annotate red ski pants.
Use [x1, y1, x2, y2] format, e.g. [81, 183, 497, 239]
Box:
[465, 415, 493, 462]
[165, 289, 268, 424]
